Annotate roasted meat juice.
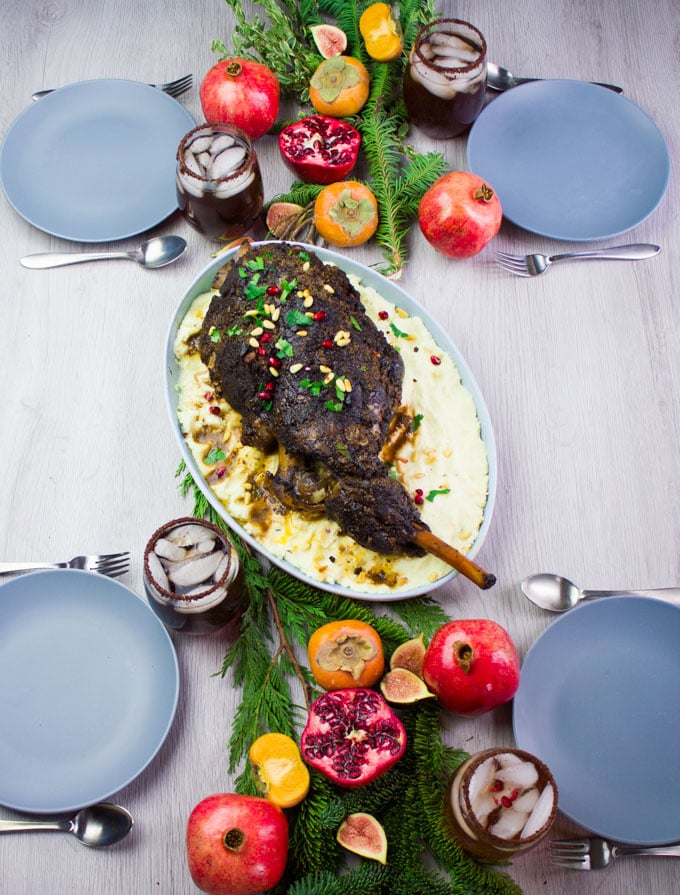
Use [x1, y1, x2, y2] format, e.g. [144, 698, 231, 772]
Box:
[176, 124, 264, 241]
[446, 749, 558, 862]
[403, 19, 487, 139]
[143, 517, 247, 635]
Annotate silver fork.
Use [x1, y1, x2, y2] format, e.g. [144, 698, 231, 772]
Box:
[493, 243, 661, 277]
[31, 73, 193, 102]
[0, 552, 130, 578]
[550, 837, 680, 870]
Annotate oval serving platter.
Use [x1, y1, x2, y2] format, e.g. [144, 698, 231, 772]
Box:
[165, 242, 496, 601]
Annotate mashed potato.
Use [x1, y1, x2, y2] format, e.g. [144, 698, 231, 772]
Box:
[174, 269, 489, 596]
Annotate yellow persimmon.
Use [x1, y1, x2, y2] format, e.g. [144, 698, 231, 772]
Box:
[249, 732, 310, 809]
[359, 3, 403, 62]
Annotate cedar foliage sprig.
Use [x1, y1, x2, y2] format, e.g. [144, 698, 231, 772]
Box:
[176, 464, 524, 894]
[214, 0, 448, 276]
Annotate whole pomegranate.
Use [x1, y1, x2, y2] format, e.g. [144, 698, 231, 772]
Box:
[200, 59, 280, 141]
[278, 116, 361, 184]
[418, 171, 502, 258]
[186, 793, 288, 895]
[300, 688, 406, 788]
[422, 619, 520, 717]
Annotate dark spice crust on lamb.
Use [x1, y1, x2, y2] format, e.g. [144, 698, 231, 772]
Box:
[200, 242, 427, 556]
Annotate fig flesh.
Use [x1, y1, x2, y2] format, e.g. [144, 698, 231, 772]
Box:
[380, 667, 435, 704]
[389, 634, 426, 678]
[300, 688, 406, 788]
[310, 23, 348, 58]
[337, 812, 388, 864]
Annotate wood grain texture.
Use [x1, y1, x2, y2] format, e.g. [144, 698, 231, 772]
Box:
[0, 0, 678, 892]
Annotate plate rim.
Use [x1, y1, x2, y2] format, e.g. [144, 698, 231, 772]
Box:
[0, 568, 179, 813]
[0, 77, 196, 242]
[165, 240, 497, 602]
[467, 79, 671, 241]
[513, 595, 680, 844]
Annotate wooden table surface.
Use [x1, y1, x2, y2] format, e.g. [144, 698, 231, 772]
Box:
[1, 0, 678, 892]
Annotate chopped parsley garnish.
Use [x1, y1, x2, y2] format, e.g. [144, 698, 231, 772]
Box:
[246, 256, 265, 271]
[286, 308, 314, 327]
[336, 443, 350, 458]
[299, 377, 324, 396]
[299, 251, 310, 261]
[412, 413, 424, 432]
[208, 326, 221, 343]
[390, 321, 409, 339]
[245, 273, 267, 303]
[275, 338, 294, 359]
[226, 323, 243, 337]
[349, 315, 362, 331]
[205, 447, 226, 464]
[280, 277, 297, 301]
[426, 487, 451, 502]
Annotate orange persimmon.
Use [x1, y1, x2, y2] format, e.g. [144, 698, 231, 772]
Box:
[359, 3, 403, 62]
[308, 619, 385, 690]
[249, 732, 310, 808]
[313, 181, 379, 247]
[309, 56, 370, 117]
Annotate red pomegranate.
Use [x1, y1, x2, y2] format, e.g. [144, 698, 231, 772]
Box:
[278, 116, 361, 184]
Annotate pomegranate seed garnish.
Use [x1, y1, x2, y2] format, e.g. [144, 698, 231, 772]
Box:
[322, 339, 334, 349]
[269, 357, 282, 369]
[257, 347, 266, 356]
[204, 391, 214, 401]
[489, 779, 504, 793]
[216, 466, 226, 478]
[378, 310, 389, 320]
[260, 332, 272, 343]
[257, 391, 270, 400]
[266, 285, 282, 296]
[414, 488, 424, 505]
[313, 311, 327, 321]
[430, 355, 442, 366]
[209, 405, 221, 416]
[265, 382, 275, 391]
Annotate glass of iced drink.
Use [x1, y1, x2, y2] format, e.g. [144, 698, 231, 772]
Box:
[176, 124, 264, 241]
[446, 748, 558, 862]
[403, 18, 487, 138]
[143, 517, 247, 635]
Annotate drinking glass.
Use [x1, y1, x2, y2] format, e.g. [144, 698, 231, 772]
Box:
[403, 18, 487, 138]
[176, 124, 264, 241]
[143, 517, 247, 635]
[445, 748, 558, 861]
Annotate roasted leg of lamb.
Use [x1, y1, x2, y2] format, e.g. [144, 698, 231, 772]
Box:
[200, 242, 495, 589]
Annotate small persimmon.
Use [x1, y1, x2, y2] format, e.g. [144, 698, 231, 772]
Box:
[313, 181, 379, 247]
[249, 732, 310, 808]
[309, 56, 370, 118]
[308, 619, 385, 690]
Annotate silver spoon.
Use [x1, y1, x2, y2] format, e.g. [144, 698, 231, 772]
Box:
[487, 62, 623, 94]
[0, 802, 134, 847]
[20, 235, 187, 270]
[522, 573, 680, 612]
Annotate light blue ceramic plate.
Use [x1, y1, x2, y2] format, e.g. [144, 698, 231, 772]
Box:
[467, 80, 670, 241]
[165, 241, 497, 602]
[0, 570, 179, 813]
[0, 79, 195, 242]
[513, 596, 680, 844]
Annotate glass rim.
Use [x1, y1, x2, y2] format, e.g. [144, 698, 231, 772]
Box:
[143, 515, 235, 603]
[413, 17, 487, 74]
[176, 123, 255, 185]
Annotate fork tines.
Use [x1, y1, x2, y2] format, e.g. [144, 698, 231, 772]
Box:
[549, 839, 591, 869]
[493, 250, 533, 276]
[94, 551, 130, 578]
[160, 74, 193, 97]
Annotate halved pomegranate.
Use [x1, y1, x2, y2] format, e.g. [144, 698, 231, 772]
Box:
[300, 688, 406, 788]
[278, 115, 361, 184]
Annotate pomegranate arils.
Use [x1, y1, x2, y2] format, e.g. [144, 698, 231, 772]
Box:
[300, 688, 406, 789]
[278, 115, 361, 185]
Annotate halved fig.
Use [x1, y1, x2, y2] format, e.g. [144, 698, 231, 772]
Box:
[380, 667, 435, 704]
[389, 633, 427, 678]
[278, 115, 361, 185]
[337, 812, 388, 864]
[265, 201, 305, 237]
[300, 688, 406, 788]
[310, 23, 347, 58]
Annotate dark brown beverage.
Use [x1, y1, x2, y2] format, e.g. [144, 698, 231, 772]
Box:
[176, 124, 264, 241]
[403, 19, 487, 139]
[143, 517, 247, 635]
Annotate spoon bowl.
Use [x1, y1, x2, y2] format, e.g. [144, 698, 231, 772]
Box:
[20, 235, 187, 270]
[486, 62, 623, 94]
[522, 573, 680, 612]
[0, 802, 134, 847]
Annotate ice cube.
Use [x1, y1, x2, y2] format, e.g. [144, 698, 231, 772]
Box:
[496, 753, 523, 768]
[512, 788, 540, 814]
[168, 523, 214, 547]
[197, 151, 212, 169]
[153, 537, 186, 562]
[194, 538, 216, 554]
[210, 134, 236, 154]
[168, 550, 224, 588]
[147, 550, 170, 591]
[214, 552, 229, 582]
[468, 757, 496, 807]
[495, 761, 539, 789]
[430, 32, 477, 52]
[177, 171, 204, 198]
[189, 135, 213, 154]
[520, 784, 555, 839]
[215, 169, 254, 199]
[472, 793, 498, 825]
[410, 60, 457, 99]
[490, 809, 530, 840]
[211, 146, 247, 179]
